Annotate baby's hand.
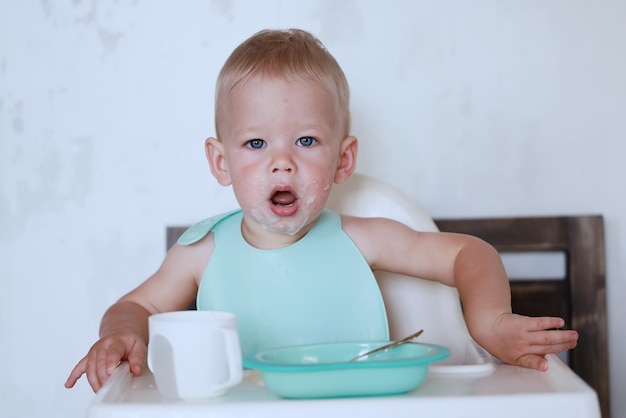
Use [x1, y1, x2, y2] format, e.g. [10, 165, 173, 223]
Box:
[479, 313, 579, 371]
[65, 332, 147, 392]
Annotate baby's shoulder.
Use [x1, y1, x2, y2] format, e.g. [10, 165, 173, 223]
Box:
[339, 214, 420, 245]
[338, 214, 395, 239]
[338, 213, 395, 229]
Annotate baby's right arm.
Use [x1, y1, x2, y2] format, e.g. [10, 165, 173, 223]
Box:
[65, 235, 215, 392]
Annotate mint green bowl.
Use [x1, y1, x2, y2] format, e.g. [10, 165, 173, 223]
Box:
[243, 341, 450, 399]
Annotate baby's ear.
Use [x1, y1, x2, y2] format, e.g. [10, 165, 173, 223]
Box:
[334, 135, 358, 184]
[205, 137, 232, 186]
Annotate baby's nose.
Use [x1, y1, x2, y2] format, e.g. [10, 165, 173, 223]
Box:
[271, 150, 295, 173]
[272, 163, 293, 173]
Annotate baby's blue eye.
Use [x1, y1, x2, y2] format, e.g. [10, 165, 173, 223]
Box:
[247, 139, 266, 149]
[296, 136, 317, 147]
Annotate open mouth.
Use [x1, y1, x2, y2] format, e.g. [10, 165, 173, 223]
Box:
[271, 190, 297, 207]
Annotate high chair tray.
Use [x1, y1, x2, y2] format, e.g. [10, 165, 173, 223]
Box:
[430, 339, 494, 375]
[88, 354, 599, 418]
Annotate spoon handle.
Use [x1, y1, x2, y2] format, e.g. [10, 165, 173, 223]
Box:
[350, 329, 424, 362]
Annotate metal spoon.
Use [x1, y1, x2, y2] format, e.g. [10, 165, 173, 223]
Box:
[350, 329, 424, 362]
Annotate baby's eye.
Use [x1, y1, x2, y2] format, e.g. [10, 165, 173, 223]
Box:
[246, 139, 266, 149]
[296, 136, 317, 147]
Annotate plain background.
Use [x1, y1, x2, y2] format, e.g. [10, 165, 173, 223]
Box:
[1, 1, 624, 417]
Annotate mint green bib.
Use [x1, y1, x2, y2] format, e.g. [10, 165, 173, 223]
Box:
[178, 209, 389, 358]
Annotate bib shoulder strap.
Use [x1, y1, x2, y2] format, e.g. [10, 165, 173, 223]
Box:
[177, 209, 241, 246]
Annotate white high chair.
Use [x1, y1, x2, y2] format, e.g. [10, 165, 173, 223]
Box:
[327, 173, 493, 374]
[91, 174, 602, 417]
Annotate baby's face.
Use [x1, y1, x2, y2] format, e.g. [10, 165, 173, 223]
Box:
[217, 74, 347, 243]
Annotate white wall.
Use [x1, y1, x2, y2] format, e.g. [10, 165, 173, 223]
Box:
[1, 1, 624, 417]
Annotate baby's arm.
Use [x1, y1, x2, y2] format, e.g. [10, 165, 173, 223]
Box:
[65, 235, 214, 392]
[342, 215, 578, 370]
[440, 232, 578, 370]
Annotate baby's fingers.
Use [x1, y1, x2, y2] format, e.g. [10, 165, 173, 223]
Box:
[526, 316, 566, 332]
[126, 341, 147, 376]
[65, 356, 88, 388]
[94, 343, 126, 390]
[517, 329, 578, 371]
[530, 328, 579, 348]
[518, 354, 549, 371]
[78, 341, 123, 392]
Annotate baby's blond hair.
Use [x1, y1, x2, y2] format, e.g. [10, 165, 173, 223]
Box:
[215, 29, 351, 138]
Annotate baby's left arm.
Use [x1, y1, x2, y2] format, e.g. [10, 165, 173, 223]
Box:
[342, 215, 578, 370]
[433, 224, 578, 370]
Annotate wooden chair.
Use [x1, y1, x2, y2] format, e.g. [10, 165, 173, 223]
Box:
[434, 215, 609, 418]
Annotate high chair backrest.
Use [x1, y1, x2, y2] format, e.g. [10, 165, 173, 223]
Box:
[326, 174, 474, 363]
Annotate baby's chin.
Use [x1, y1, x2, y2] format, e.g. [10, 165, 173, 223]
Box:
[249, 209, 317, 237]
[260, 216, 312, 237]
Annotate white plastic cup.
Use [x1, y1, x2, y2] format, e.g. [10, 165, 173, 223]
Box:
[148, 310, 243, 399]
